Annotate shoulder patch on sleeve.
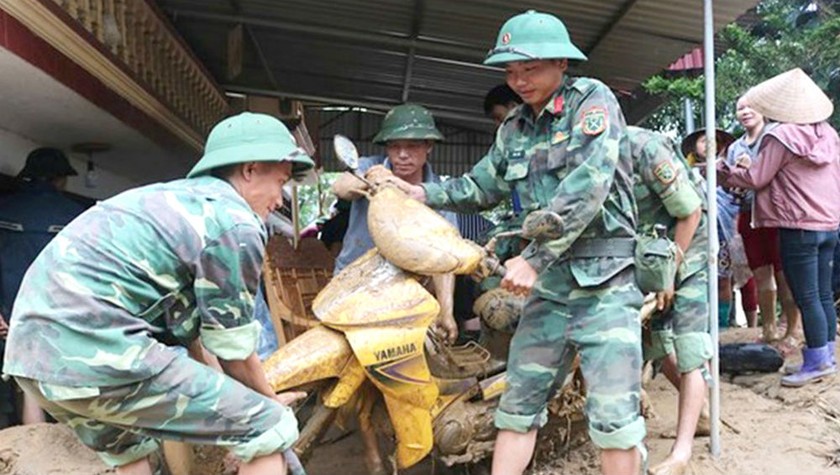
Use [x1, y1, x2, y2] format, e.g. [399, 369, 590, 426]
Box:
[581, 107, 607, 136]
[653, 161, 677, 185]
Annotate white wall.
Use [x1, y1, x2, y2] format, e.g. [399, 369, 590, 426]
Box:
[0, 127, 138, 200]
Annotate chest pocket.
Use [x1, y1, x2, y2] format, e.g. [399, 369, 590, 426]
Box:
[504, 156, 530, 181]
[547, 123, 575, 172]
[503, 155, 534, 214]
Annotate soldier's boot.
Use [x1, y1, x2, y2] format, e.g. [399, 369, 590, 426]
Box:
[781, 345, 834, 387]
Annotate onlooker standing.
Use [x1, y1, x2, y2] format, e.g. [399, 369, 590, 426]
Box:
[719, 68, 840, 387]
[681, 130, 758, 327]
[834, 228, 840, 295]
[0, 148, 87, 427]
[728, 97, 802, 345]
[483, 84, 522, 127]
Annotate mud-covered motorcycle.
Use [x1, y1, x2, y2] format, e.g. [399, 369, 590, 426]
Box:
[262, 135, 529, 474]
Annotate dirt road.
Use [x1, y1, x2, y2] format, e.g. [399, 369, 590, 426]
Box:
[2, 328, 838, 475]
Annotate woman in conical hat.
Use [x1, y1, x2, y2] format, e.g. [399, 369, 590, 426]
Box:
[718, 68, 840, 388]
[727, 95, 802, 347]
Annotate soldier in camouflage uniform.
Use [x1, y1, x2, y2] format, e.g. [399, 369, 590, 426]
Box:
[1, 112, 314, 475]
[373, 10, 644, 475]
[628, 127, 712, 475]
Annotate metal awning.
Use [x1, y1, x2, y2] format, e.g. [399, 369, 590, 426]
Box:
[158, 0, 759, 131]
[154, 0, 748, 459]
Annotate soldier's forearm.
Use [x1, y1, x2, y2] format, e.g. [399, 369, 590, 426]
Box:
[187, 339, 223, 373]
[674, 208, 701, 266]
[221, 352, 276, 398]
[423, 179, 500, 214]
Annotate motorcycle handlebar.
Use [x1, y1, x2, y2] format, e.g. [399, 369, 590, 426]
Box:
[480, 255, 506, 278]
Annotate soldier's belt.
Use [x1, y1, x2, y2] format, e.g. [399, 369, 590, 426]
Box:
[569, 238, 635, 258]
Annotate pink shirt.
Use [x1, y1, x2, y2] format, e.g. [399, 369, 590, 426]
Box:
[720, 122, 840, 231]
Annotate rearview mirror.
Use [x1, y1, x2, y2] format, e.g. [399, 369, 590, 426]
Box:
[333, 134, 359, 171]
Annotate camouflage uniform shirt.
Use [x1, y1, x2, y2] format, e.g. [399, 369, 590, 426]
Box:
[2, 176, 265, 387]
[627, 126, 708, 280]
[423, 76, 636, 298]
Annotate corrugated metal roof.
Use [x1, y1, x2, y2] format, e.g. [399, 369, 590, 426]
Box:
[669, 48, 706, 72]
[159, 0, 760, 131]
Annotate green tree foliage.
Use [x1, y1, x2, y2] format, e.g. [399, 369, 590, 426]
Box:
[642, 0, 840, 134]
[296, 172, 341, 228]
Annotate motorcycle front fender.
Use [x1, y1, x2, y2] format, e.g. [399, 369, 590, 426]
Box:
[262, 325, 354, 393]
[381, 391, 435, 468]
[344, 323, 439, 469]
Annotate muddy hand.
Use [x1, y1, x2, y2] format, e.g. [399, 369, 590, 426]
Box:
[735, 153, 751, 169]
[655, 286, 675, 312]
[500, 256, 537, 296]
[365, 165, 394, 185]
[333, 171, 371, 199]
[434, 312, 458, 345]
[275, 391, 307, 406]
[365, 165, 421, 196]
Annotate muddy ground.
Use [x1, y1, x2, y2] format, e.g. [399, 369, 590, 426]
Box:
[2, 327, 839, 475]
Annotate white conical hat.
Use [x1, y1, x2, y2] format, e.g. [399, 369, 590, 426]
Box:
[743, 68, 834, 125]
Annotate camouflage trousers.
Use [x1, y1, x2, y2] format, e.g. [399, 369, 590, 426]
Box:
[645, 268, 713, 374]
[15, 352, 299, 467]
[495, 262, 646, 450]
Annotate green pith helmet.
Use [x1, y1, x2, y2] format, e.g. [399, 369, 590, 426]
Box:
[484, 10, 587, 66]
[187, 112, 315, 180]
[372, 104, 445, 145]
